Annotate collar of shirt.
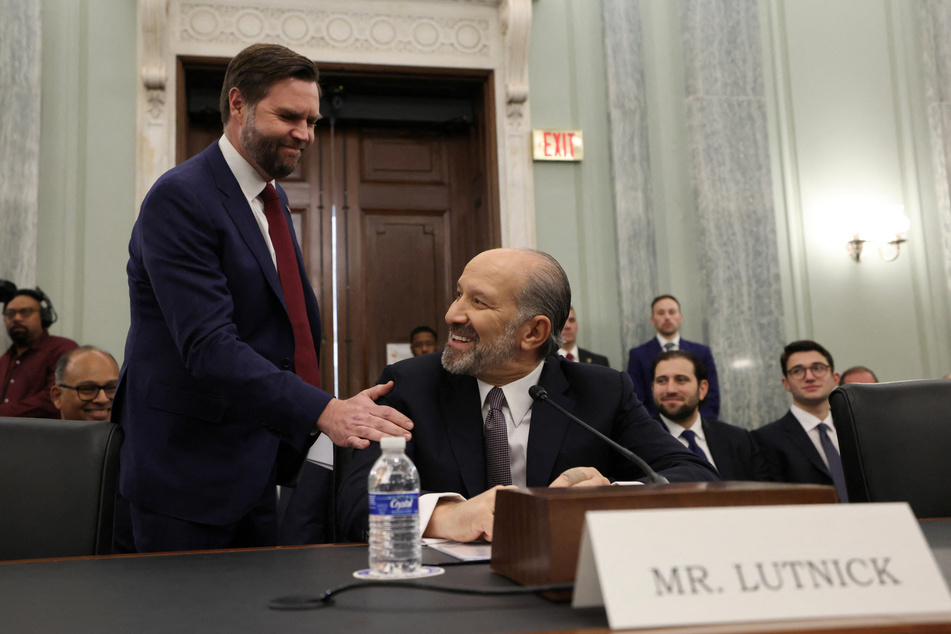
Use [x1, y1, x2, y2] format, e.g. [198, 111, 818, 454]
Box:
[789, 403, 838, 465]
[656, 334, 681, 349]
[477, 360, 545, 428]
[219, 135, 278, 269]
[789, 403, 833, 434]
[219, 135, 270, 202]
[558, 344, 579, 360]
[658, 411, 703, 439]
[5, 330, 50, 359]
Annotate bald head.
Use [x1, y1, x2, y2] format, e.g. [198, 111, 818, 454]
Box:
[51, 347, 120, 422]
[443, 248, 570, 384]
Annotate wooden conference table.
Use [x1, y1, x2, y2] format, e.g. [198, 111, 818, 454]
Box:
[1, 520, 951, 633]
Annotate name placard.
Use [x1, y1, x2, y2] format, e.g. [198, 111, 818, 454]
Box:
[572, 503, 951, 630]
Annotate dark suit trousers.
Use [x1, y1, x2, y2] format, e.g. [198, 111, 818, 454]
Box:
[130, 468, 279, 553]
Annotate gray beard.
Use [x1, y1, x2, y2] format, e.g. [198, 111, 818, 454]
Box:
[441, 319, 520, 377]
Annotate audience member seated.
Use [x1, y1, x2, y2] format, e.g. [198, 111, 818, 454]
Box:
[558, 306, 610, 366]
[50, 346, 120, 421]
[409, 325, 438, 356]
[839, 365, 878, 385]
[339, 248, 718, 543]
[752, 340, 848, 502]
[0, 287, 77, 418]
[627, 294, 720, 419]
[652, 350, 771, 481]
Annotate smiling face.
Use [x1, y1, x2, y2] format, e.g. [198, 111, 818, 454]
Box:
[51, 349, 120, 422]
[442, 249, 549, 384]
[230, 77, 321, 181]
[782, 350, 840, 409]
[652, 357, 708, 425]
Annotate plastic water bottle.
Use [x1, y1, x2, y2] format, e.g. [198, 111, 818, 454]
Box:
[368, 436, 421, 576]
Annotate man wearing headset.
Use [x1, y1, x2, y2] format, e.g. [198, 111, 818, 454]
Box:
[0, 287, 77, 418]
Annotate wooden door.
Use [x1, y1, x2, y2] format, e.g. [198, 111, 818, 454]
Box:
[179, 63, 497, 398]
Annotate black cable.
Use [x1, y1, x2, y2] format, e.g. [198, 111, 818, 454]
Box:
[268, 580, 574, 611]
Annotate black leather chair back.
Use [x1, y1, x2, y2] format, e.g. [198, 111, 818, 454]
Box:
[0, 417, 123, 560]
[830, 380, 951, 518]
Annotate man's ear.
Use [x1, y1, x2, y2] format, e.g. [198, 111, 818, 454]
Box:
[228, 87, 247, 122]
[520, 315, 552, 352]
[50, 385, 63, 411]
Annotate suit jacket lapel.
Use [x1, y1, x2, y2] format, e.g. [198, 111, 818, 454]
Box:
[526, 357, 572, 486]
[439, 372, 486, 497]
[701, 419, 731, 476]
[206, 143, 285, 306]
[782, 413, 830, 477]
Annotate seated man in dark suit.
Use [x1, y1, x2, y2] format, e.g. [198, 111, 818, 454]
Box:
[627, 295, 719, 419]
[339, 248, 718, 543]
[751, 340, 848, 502]
[651, 350, 770, 481]
[558, 306, 610, 367]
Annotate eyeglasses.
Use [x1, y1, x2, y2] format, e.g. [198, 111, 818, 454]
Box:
[57, 383, 118, 401]
[786, 363, 831, 380]
[3, 307, 37, 320]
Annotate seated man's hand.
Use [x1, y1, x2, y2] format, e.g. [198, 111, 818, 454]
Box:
[550, 466, 610, 488]
[423, 485, 516, 542]
[316, 381, 413, 449]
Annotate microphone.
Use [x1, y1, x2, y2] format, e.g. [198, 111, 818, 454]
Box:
[528, 385, 669, 485]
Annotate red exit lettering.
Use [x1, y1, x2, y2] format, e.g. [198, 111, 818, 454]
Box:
[542, 131, 576, 159]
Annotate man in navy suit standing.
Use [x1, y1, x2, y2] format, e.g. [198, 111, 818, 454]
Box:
[115, 44, 412, 553]
[752, 340, 847, 502]
[651, 350, 769, 481]
[338, 249, 717, 543]
[627, 295, 720, 419]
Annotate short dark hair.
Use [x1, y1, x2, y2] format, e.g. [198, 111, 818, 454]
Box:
[650, 349, 708, 383]
[4, 288, 43, 310]
[780, 340, 834, 376]
[513, 249, 571, 359]
[839, 365, 878, 385]
[410, 326, 436, 340]
[219, 43, 320, 126]
[651, 294, 680, 311]
[54, 346, 118, 385]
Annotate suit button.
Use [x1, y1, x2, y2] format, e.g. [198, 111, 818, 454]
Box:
[280, 359, 292, 369]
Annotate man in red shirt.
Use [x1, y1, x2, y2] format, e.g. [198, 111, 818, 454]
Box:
[0, 288, 77, 418]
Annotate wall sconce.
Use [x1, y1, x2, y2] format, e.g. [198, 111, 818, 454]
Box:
[846, 204, 910, 263]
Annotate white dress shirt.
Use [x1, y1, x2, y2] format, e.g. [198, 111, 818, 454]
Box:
[659, 411, 718, 471]
[558, 344, 580, 361]
[656, 334, 681, 350]
[419, 362, 545, 535]
[788, 404, 839, 468]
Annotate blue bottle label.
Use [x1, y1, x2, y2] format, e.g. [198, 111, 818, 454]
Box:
[369, 493, 419, 516]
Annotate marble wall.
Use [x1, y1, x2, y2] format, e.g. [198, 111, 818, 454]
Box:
[680, 0, 788, 426]
[603, 0, 788, 428]
[602, 0, 659, 350]
[0, 0, 42, 349]
[918, 0, 951, 317]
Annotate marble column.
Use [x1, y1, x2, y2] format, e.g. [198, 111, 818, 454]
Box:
[0, 0, 41, 288]
[917, 0, 951, 315]
[602, 0, 659, 349]
[0, 0, 41, 352]
[681, 0, 787, 428]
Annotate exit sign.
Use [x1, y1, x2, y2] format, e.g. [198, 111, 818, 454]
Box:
[532, 129, 583, 161]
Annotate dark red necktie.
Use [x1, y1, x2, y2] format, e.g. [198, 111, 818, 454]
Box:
[261, 183, 321, 388]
